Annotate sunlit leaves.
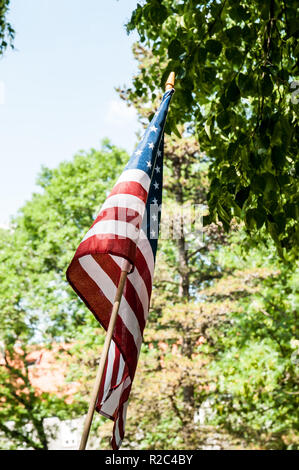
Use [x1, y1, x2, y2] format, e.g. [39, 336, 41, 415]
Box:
[0, 0, 14, 55]
[126, 0, 299, 259]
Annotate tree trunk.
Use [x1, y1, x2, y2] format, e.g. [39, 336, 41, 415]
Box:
[173, 160, 194, 408]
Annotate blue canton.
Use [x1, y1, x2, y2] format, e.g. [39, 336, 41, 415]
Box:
[124, 89, 174, 259]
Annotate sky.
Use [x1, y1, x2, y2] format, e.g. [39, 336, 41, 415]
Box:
[0, 0, 141, 226]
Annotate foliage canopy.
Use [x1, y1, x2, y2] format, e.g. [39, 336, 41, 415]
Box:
[126, 0, 299, 259]
[0, 0, 14, 55]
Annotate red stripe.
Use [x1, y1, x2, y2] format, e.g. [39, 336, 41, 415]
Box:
[92, 255, 139, 378]
[123, 276, 146, 333]
[111, 346, 120, 387]
[111, 384, 132, 450]
[67, 256, 138, 378]
[108, 181, 147, 203]
[74, 235, 137, 267]
[113, 315, 138, 377]
[96, 255, 146, 333]
[66, 257, 114, 329]
[135, 247, 153, 300]
[90, 207, 141, 230]
[97, 356, 109, 404]
[95, 364, 130, 418]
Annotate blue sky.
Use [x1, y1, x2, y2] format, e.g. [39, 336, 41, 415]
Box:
[0, 0, 141, 226]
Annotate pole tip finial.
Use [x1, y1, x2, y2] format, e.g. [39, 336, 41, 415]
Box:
[165, 71, 175, 91]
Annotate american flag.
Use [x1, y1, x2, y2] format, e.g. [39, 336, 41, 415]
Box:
[66, 88, 174, 449]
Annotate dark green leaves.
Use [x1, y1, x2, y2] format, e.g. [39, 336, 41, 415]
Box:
[227, 80, 241, 103]
[246, 207, 266, 230]
[168, 39, 185, 59]
[127, 0, 299, 259]
[235, 186, 250, 208]
[238, 73, 256, 96]
[225, 26, 242, 44]
[225, 47, 243, 66]
[229, 5, 250, 22]
[0, 0, 14, 55]
[271, 146, 286, 169]
[148, 3, 168, 26]
[261, 74, 274, 97]
[206, 39, 222, 56]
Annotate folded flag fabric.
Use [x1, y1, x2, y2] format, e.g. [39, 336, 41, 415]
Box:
[66, 88, 174, 449]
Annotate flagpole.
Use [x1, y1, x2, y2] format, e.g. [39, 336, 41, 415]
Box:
[165, 71, 175, 91]
[79, 259, 131, 450]
[78, 72, 175, 451]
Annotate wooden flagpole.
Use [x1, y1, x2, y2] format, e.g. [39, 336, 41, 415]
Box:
[78, 72, 175, 451]
[79, 259, 131, 450]
[165, 71, 175, 91]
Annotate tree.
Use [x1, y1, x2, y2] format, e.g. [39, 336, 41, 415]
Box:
[1, 135, 297, 449]
[126, 0, 299, 260]
[0, 0, 14, 55]
[110, 39, 299, 450]
[0, 225, 82, 449]
[117, 44, 230, 446]
[207, 241, 299, 449]
[0, 142, 128, 448]
[0, 341, 83, 450]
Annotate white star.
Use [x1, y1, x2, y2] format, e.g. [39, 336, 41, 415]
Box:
[151, 229, 156, 238]
[153, 181, 159, 190]
[135, 149, 142, 156]
[152, 197, 158, 204]
[148, 142, 154, 150]
[152, 214, 158, 222]
[157, 150, 162, 157]
[146, 161, 152, 168]
[150, 125, 158, 133]
[155, 166, 160, 173]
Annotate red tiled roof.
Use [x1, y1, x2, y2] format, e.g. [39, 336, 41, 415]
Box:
[0, 343, 80, 404]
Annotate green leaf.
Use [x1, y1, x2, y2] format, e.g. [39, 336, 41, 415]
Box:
[225, 47, 243, 66]
[227, 141, 238, 159]
[226, 26, 242, 44]
[229, 5, 250, 22]
[195, 46, 207, 64]
[261, 74, 273, 97]
[238, 73, 256, 96]
[217, 110, 231, 130]
[168, 39, 185, 60]
[235, 186, 250, 208]
[251, 174, 266, 194]
[148, 3, 168, 25]
[271, 146, 286, 169]
[227, 80, 240, 103]
[202, 67, 217, 83]
[204, 121, 212, 140]
[206, 39, 222, 56]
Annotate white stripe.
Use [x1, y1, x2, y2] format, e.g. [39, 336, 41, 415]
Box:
[122, 400, 129, 431]
[115, 417, 121, 448]
[100, 375, 131, 418]
[79, 254, 115, 299]
[100, 194, 145, 217]
[102, 341, 115, 402]
[79, 255, 142, 351]
[103, 342, 125, 401]
[82, 219, 139, 243]
[112, 254, 150, 322]
[116, 353, 125, 386]
[137, 230, 155, 279]
[132, 265, 150, 320]
[116, 169, 151, 193]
